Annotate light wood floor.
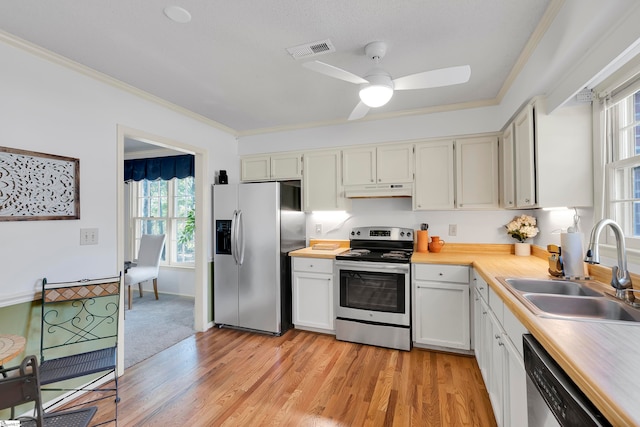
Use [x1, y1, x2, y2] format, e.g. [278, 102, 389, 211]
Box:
[73, 328, 496, 426]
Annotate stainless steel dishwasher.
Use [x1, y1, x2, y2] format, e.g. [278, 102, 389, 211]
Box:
[523, 334, 612, 427]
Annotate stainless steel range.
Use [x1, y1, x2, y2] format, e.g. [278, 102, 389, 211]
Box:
[334, 226, 413, 351]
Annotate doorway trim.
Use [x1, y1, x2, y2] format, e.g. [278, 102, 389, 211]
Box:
[116, 125, 210, 375]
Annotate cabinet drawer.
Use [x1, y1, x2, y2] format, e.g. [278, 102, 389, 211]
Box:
[474, 272, 489, 302]
[293, 257, 333, 274]
[488, 286, 504, 324]
[413, 264, 469, 284]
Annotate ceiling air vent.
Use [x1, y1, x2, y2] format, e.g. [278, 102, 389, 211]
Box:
[286, 39, 335, 60]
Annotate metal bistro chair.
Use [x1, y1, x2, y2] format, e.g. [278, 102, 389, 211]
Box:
[39, 274, 122, 426]
[0, 355, 97, 427]
[125, 234, 166, 310]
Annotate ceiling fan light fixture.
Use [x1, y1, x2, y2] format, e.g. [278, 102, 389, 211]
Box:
[359, 74, 394, 108]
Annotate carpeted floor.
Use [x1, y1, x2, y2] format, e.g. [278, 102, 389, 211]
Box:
[124, 292, 195, 369]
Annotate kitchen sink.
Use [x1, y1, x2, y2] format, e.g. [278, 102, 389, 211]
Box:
[503, 278, 603, 296]
[497, 276, 640, 323]
[523, 294, 640, 322]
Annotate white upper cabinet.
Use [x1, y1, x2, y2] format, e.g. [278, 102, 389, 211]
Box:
[501, 124, 516, 208]
[342, 143, 413, 186]
[413, 140, 455, 210]
[514, 105, 536, 208]
[456, 136, 499, 209]
[376, 143, 414, 183]
[303, 149, 349, 212]
[241, 152, 302, 182]
[510, 98, 592, 208]
[342, 146, 376, 185]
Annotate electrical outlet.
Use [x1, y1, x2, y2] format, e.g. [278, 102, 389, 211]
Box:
[80, 228, 99, 245]
[315, 224, 322, 234]
[448, 224, 457, 236]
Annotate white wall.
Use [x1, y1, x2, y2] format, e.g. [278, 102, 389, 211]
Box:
[0, 38, 237, 304]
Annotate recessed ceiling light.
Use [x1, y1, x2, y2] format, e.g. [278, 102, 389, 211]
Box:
[163, 6, 192, 23]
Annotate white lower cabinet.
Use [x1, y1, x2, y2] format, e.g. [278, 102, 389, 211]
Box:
[292, 257, 334, 333]
[413, 264, 470, 350]
[473, 270, 528, 427]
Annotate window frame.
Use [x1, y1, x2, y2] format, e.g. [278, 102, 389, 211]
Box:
[597, 71, 640, 257]
[129, 176, 195, 268]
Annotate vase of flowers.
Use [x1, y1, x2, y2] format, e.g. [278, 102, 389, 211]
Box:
[505, 214, 539, 256]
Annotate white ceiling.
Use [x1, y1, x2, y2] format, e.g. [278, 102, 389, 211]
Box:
[0, 0, 553, 134]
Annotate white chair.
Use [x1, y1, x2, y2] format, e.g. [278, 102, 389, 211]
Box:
[125, 234, 166, 310]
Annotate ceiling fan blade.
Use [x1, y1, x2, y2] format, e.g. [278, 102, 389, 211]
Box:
[348, 101, 370, 121]
[303, 60, 369, 85]
[393, 65, 471, 91]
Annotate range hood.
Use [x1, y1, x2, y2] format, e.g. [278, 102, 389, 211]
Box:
[344, 183, 413, 198]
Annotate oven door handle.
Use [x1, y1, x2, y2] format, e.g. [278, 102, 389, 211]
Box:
[335, 261, 409, 274]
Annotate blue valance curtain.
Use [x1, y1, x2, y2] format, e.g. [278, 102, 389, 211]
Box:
[124, 154, 194, 182]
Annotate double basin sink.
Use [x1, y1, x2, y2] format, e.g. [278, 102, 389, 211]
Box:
[497, 277, 640, 323]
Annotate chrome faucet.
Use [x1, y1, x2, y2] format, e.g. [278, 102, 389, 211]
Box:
[584, 219, 632, 300]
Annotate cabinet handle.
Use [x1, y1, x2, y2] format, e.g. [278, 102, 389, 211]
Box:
[378, 178, 381, 182]
[479, 286, 484, 290]
[371, 179, 374, 182]
[525, 198, 530, 203]
[495, 334, 500, 339]
[482, 311, 487, 315]
[439, 273, 443, 276]
[498, 341, 504, 347]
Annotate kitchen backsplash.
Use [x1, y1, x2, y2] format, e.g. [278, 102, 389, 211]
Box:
[306, 197, 595, 251]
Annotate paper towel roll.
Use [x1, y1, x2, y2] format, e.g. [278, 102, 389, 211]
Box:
[561, 232, 587, 277]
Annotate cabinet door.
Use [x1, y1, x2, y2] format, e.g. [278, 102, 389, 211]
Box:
[414, 281, 470, 350]
[488, 312, 504, 427]
[413, 140, 455, 210]
[271, 153, 302, 180]
[241, 155, 271, 181]
[514, 105, 536, 208]
[292, 271, 334, 331]
[456, 136, 499, 209]
[501, 124, 516, 208]
[342, 146, 376, 186]
[377, 143, 414, 184]
[504, 333, 527, 427]
[303, 150, 348, 212]
[473, 288, 483, 361]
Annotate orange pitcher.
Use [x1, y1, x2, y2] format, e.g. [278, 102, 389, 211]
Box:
[428, 236, 445, 253]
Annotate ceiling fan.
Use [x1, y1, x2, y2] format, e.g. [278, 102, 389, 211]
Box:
[303, 41, 471, 120]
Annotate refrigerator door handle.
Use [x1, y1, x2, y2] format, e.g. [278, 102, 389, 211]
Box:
[237, 210, 246, 265]
[231, 210, 239, 265]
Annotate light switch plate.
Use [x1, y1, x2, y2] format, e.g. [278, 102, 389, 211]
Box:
[80, 228, 99, 245]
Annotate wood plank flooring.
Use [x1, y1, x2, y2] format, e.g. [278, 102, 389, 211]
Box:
[71, 328, 496, 426]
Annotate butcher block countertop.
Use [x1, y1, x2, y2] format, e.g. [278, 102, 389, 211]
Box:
[413, 243, 640, 427]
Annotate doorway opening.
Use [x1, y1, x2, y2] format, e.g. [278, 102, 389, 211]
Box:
[117, 126, 210, 372]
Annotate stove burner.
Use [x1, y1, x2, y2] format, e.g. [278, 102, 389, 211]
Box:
[381, 252, 409, 259]
[351, 249, 371, 254]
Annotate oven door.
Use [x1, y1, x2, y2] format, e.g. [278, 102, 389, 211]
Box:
[334, 260, 410, 326]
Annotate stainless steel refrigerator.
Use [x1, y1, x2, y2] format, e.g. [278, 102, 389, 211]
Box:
[213, 181, 306, 335]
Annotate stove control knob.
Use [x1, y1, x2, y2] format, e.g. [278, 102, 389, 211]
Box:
[350, 231, 355, 236]
[400, 231, 405, 237]
[356, 231, 361, 236]
[407, 231, 412, 238]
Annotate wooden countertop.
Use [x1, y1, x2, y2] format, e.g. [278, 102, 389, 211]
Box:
[412, 245, 640, 427]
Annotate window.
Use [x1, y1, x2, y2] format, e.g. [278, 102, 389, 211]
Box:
[604, 81, 640, 248]
[130, 176, 195, 266]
